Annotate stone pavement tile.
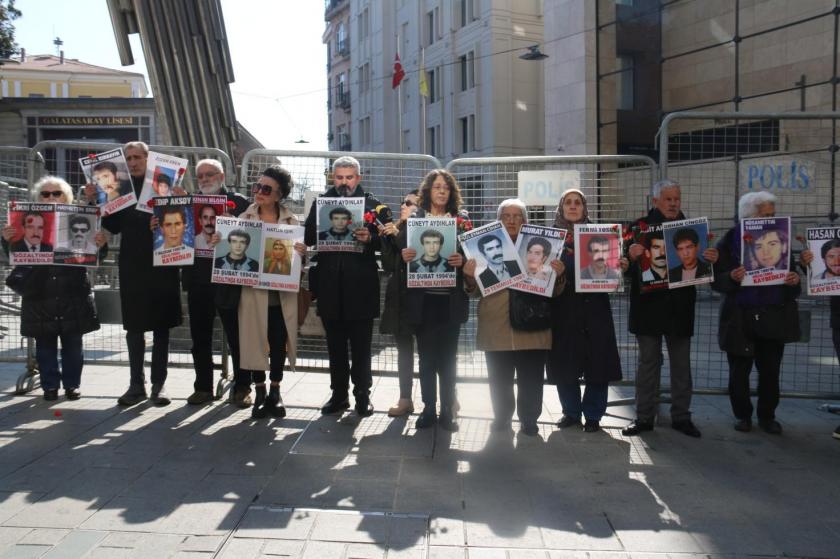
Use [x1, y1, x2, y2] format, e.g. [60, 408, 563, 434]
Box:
[385, 546, 424, 559]
[79, 496, 176, 532]
[539, 510, 623, 551]
[343, 542, 385, 558]
[171, 552, 213, 558]
[290, 418, 360, 457]
[463, 514, 544, 549]
[123, 533, 184, 558]
[236, 506, 317, 540]
[116, 461, 213, 500]
[333, 456, 402, 482]
[606, 515, 704, 554]
[0, 544, 51, 558]
[309, 511, 387, 544]
[547, 552, 629, 559]
[16, 528, 68, 545]
[765, 518, 840, 558]
[217, 537, 263, 559]
[0, 528, 30, 553]
[324, 478, 398, 511]
[428, 546, 466, 559]
[505, 550, 551, 559]
[0, 493, 43, 525]
[179, 535, 225, 553]
[464, 548, 506, 559]
[299, 540, 345, 559]
[428, 516, 465, 547]
[386, 515, 427, 549]
[41, 530, 107, 558]
[394, 484, 462, 516]
[261, 538, 305, 557]
[86, 547, 132, 559]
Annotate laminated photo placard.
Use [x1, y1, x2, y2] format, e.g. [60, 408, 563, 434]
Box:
[152, 196, 195, 266]
[631, 222, 669, 293]
[662, 217, 713, 289]
[78, 148, 136, 216]
[136, 151, 189, 213]
[211, 216, 261, 286]
[53, 204, 100, 267]
[510, 224, 566, 297]
[193, 195, 228, 258]
[315, 197, 365, 253]
[7, 202, 56, 266]
[574, 223, 623, 293]
[740, 216, 790, 286]
[459, 221, 524, 296]
[406, 216, 457, 288]
[806, 226, 840, 296]
[257, 224, 304, 293]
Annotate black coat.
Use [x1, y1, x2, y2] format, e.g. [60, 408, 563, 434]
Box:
[713, 226, 801, 357]
[304, 185, 382, 321]
[548, 247, 622, 384]
[627, 208, 697, 337]
[101, 176, 182, 332]
[19, 266, 100, 338]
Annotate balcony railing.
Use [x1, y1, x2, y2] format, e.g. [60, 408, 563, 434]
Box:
[337, 92, 350, 110]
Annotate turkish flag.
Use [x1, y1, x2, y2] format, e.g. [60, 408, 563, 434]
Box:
[392, 53, 405, 89]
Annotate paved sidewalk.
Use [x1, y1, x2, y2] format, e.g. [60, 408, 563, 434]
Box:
[0, 362, 838, 559]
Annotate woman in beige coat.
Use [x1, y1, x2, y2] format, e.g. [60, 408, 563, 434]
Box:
[236, 166, 303, 418]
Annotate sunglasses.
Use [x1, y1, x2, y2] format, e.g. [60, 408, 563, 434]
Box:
[40, 190, 63, 198]
[71, 226, 89, 233]
[252, 183, 275, 196]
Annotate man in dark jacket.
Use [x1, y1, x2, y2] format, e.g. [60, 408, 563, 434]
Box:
[622, 179, 718, 438]
[181, 159, 250, 406]
[98, 141, 182, 407]
[304, 156, 381, 417]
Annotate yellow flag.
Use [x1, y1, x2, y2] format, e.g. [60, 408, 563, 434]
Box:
[419, 59, 429, 97]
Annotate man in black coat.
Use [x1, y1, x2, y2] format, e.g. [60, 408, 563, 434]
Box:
[304, 156, 381, 417]
[96, 141, 182, 407]
[622, 179, 718, 438]
[181, 159, 250, 407]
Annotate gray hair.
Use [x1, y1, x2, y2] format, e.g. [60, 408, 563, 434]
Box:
[196, 158, 224, 174]
[652, 178, 680, 199]
[32, 176, 73, 203]
[124, 141, 149, 155]
[496, 198, 528, 223]
[332, 155, 361, 175]
[738, 191, 777, 219]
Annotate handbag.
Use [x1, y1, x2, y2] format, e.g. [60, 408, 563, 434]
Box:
[5, 266, 35, 297]
[508, 289, 552, 331]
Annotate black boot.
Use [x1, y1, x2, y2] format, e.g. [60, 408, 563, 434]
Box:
[251, 385, 267, 419]
[263, 384, 286, 418]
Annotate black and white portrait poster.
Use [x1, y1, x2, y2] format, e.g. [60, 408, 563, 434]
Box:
[78, 148, 136, 216]
[136, 151, 189, 213]
[211, 216, 261, 287]
[662, 217, 713, 289]
[510, 224, 566, 297]
[406, 216, 456, 288]
[258, 224, 304, 293]
[193, 195, 227, 258]
[7, 202, 55, 266]
[460, 221, 524, 296]
[315, 197, 365, 253]
[574, 223, 622, 293]
[53, 204, 99, 267]
[806, 226, 840, 296]
[152, 196, 194, 267]
[740, 216, 790, 286]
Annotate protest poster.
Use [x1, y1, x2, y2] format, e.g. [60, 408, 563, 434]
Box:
[152, 196, 194, 266]
[78, 148, 136, 216]
[628, 222, 669, 293]
[740, 216, 790, 286]
[257, 224, 304, 293]
[406, 216, 457, 288]
[315, 197, 365, 253]
[459, 221, 524, 296]
[662, 217, 713, 289]
[211, 216, 261, 286]
[510, 224, 566, 297]
[136, 152, 189, 213]
[7, 202, 55, 266]
[806, 226, 840, 296]
[53, 204, 99, 266]
[574, 223, 622, 293]
[193, 195, 228, 258]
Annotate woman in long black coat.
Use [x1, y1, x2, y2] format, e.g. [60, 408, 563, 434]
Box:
[548, 188, 622, 432]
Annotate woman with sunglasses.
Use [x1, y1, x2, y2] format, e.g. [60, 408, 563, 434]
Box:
[2, 176, 107, 401]
[213, 166, 305, 418]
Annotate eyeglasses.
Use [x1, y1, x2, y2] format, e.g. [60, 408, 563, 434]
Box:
[402, 200, 415, 207]
[40, 190, 63, 198]
[71, 226, 89, 233]
[500, 213, 524, 222]
[196, 171, 220, 180]
[252, 183, 275, 196]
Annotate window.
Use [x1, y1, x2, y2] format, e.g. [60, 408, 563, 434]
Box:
[459, 51, 474, 91]
[460, 0, 476, 27]
[358, 117, 371, 147]
[357, 8, 370, 41]
[428, 67, 436, 103]
[337, 73, 349, 108]
[459, 114, 476, 153]
[359, 63, 371, 94]
[402, 129, 410, 152]
[426, 125, 441, 157]
[616, 55, 634, 110]
[426, 11, 435, 46]
[469, 115, 476, 152]
[402, 22, 409, 52]
[337, 22, 349, 55]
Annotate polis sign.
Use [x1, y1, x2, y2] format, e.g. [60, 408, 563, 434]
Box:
[517, 170, 581, 206]
[740, 157, 813, 191]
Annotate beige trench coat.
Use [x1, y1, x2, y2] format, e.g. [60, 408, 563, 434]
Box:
[238, 203, 299, 371]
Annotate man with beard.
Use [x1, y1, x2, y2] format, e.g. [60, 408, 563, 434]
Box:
[819, 239, 840, 279]
[305, 156, 382, 417]
[410, 229, 454, 273]
[318, 207, 353, 241]
[622, 179, 718, 439]
[641, 234, 668, 283]
[11, 212, 52, 252]
[580, 236, 620, 280]
[477, 234, 520, 288]
[182, 159, 250, 406]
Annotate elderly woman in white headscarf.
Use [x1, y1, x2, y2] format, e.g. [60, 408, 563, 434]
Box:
[464, 198, 563, 436]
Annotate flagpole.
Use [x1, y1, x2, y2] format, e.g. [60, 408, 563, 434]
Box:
[397, 35, 402, 153]
[421, 47, 426, 156]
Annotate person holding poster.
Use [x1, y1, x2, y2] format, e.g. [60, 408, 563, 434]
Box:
[623, 179, 717, 438]
[547, 189, 622, 433]
[713, 191, 801, 434]
[304, 156, 382, 418]
[394, 170, 469, 431]
[465, 199, 559, 436]
[96, 141, 182, 407]
[182, 159, 251, 407]
[2, 177, 106, 401]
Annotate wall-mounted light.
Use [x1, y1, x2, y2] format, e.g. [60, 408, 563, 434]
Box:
[519, 45, 548, 61]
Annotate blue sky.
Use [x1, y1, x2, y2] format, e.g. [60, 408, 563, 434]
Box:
[12, 0, 329, 150]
